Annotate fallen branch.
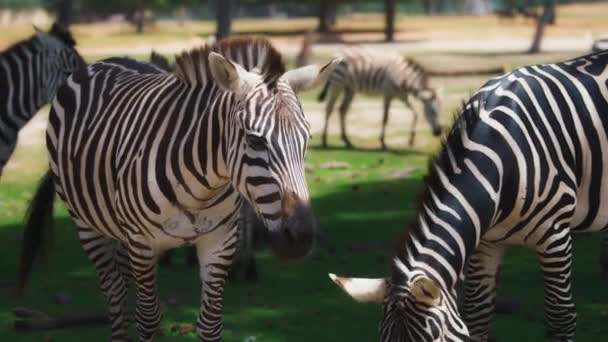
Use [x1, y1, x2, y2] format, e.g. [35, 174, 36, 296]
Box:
[13, 307, 110, 332]
[428, 65, 508, 77]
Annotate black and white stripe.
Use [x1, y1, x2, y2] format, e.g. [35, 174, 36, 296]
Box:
[148, 50, 261, 281]
[0, 22, 83, 176]
[318, 47, 442, 149]
[17, 38, 337, 341]
[331, 50, 608, 342]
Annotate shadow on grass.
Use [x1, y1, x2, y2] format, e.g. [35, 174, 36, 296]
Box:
[1, 171, 607, 341]
[0, 174, 424, 341]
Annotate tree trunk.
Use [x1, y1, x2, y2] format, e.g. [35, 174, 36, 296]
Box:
[384, 0, 396, 42]
[318, 1, 337, 33]
[56, 0, 72, 26]
[216, 0, 232, 40]
[547, 0, 557, 25]
[423, 0, 434, 15]
[135, 0, 144, 34]
[528, 0, 555, 54]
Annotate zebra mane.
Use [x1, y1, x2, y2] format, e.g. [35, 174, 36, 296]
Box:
[173, 37, 286, 88]
[402, 57, 430, 88]
[391, 97, 480, 281]
[48, 22, 77, 47]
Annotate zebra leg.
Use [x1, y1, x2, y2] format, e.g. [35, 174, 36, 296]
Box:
[196, 221, 239, 341]
[127, 237, 162, 341]
[78, 227, 130, 340]
[538, 233, 576, 341]
[116, 242, 132, 322]
[339, 88, 355, 148]
[463, 241, 506, 342]
[409, 113, 419, 147]
[322, 86, 340, 148]
[399, 96, 418, 148]
[380, 96, 393, 150]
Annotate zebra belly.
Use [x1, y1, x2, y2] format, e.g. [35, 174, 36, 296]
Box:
[147, 191, 242, 251]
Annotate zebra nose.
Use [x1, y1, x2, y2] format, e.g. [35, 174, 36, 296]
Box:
[268, 192, 316, 260]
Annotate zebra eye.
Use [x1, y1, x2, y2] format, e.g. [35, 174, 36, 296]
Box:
[246, 135, 266, 150]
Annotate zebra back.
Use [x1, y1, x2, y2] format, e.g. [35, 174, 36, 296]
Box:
[0, 22, 82, 175]
[328, 47, 432, 98]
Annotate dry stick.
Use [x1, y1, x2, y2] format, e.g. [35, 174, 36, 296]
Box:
[13, 307, 125, 332]
[427, 65, 509, 77]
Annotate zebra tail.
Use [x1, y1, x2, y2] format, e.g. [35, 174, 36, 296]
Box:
[317, 80, 330, 102]
[14, 171, 55, 297]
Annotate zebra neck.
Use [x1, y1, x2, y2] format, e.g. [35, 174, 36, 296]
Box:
[394, 162, 500, 291]
[158, 86, 237, 206]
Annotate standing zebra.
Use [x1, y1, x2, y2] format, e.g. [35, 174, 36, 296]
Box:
[16, 37, 338, 341]
[330, 50, 608, 342]
[318, 48, 442, 149]
[0, 22, 83, 177]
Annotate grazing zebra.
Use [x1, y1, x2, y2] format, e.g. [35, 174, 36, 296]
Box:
[318, 48, 442, 149]
[330, 50, 608, 342]
[147, 50, 262, 280]
[16, 37, 338, 341]
[0, 22, 83, 177]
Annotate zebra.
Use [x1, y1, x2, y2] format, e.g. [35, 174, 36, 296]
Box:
[0, 22, 84, 177]
[147, 50, 262, 281]
[16, 37, 339, 341]
[318, 47, 443, 149]
[329, 50, 608, 342]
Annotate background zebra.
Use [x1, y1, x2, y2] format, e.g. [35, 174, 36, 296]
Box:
[16, 37, 338, 341]
[317, 47, 443, 149]
[147, 50, 262, 281]
[149, 50, 174, 72]
[0, 22, 83, 177]
[330, 50, 608, 342]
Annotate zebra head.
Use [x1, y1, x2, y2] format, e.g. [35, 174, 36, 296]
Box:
[35, 22, 84, 102]
[208, 52, 340, 260]
[418, 88, 443, 137]
[329, 268, 468, 341]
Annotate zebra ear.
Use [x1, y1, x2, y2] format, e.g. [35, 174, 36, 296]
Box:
[282, 58, 342, 93]
[329, 273, 387, 303]
[410, 276, 442, 306]
[208, 52, 257, 95]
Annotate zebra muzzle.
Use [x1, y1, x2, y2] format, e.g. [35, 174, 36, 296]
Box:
[267, 192, 316, 260]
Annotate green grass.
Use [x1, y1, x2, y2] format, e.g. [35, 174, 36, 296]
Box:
[1, 131, 607, 341]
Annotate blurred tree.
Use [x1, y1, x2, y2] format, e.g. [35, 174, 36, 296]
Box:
[134, 0, 144, 33]
[318, 0, 338, 33]
[216, 0, 232, 39]
[529, 0, 556, 53]
[384, 0, 396, 42]
[44, 0, 73, 25]
[56, 0, 72, 26]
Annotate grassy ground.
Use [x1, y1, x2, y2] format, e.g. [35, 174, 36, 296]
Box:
[1, 4, 608, 341]
[1, 126, 607, 342]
